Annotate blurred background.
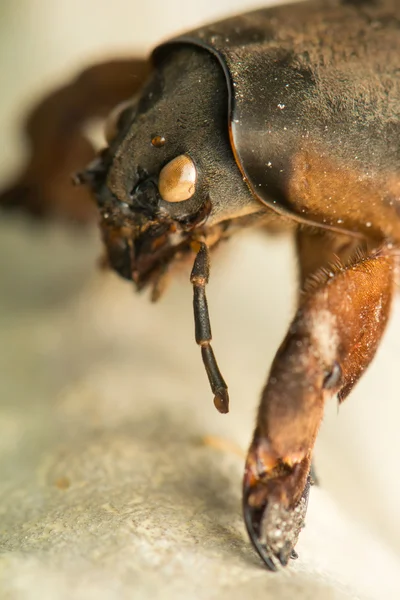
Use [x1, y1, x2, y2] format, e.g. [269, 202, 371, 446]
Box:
[1, 1, 400, 598]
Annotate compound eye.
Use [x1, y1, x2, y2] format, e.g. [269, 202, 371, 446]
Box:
[158, 155, 197, 203]
[104, 100, 133, 144]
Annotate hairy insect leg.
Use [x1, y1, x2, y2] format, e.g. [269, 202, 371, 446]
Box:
[0, 59, 150, 222]
[244, 230, 397, 569]
[190, 242, 229, 414]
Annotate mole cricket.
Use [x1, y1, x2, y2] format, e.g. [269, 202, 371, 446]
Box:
[1, 0, 400, 570]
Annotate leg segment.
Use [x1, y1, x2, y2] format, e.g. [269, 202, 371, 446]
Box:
[190, 242, 229, 414]
[0, 59, 150, 222]
[243, 229, 396, 569]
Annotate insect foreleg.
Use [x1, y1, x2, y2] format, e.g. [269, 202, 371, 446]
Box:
[243, 229, 396, 569]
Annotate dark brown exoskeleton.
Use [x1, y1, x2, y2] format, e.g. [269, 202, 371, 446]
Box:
[2, 0, 400, 570]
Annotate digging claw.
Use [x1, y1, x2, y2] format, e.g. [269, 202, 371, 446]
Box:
[243, 446, 311, 570]
[243, 489, 279, 571]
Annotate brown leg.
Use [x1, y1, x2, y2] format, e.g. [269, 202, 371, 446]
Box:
[243, 228, 396, 569]
[0, 59, 150, 223]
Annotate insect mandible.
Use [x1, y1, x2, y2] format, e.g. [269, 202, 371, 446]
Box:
[2, 0, 400, 571]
